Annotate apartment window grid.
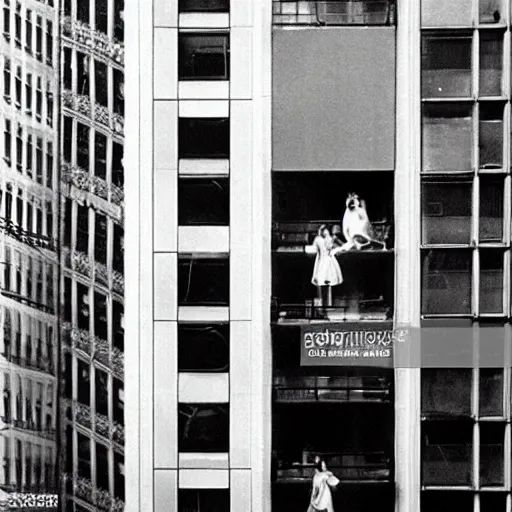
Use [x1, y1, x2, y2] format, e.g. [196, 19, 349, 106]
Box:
[2, 115, 56, 191]
[61, 42, 125, 137]
[1, 306, 56, 375]
[1, 0, 56, 67]
[0, 434, 56, 492]
[421, 5, 512, 320]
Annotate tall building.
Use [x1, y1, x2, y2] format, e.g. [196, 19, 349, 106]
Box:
[0, 0, 60, 499]
[59, 0, 125, 511]
[0, 0, 125, 510]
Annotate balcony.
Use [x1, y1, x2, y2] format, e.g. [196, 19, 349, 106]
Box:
[273, 0, 396, 26]
[0, 289, 54, 315]
[2, 416, 56, 440]
[71, 475, 125, 511]
[0, 217, 56, 253]
[61, 17, 124, 66]
[63, 247, 93, 278]
[2, 353, 54, 375]
[61, 162, 124, 208]
[112, 270, 124, 296]
[63, 324, 92, 357]
[62, 90, 125, 138]
[70, 401, 125, 446]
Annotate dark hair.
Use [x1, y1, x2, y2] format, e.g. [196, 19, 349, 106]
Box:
[315, 458, 325, 471]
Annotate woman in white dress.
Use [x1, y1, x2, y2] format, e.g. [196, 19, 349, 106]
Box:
[311, 225, 343, 307]
[307, 458, 339, 512]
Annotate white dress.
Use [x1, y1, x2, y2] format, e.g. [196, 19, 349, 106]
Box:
[307, 471, 335, 512]
[311, 236, 343, 287]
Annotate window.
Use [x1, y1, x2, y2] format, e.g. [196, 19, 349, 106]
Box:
[35, 15, 42, 61]
[14, 65, 21, 107]
[480, 32, 503, 96]
[46, 83, 53, 127]
[77, 0, 89, 23]
[179, 118, 229, 158]
[3, 57, 10, 102]
[178, 256, 229, 306]
[479, 369, 503, 417]
[178, 324, 229, 372]
[114, 0, 124, 41]
[114, 453, 125, 500]
[95, 370, 109, 418]
[178, 403, 229, 452]
[35, 137, 42, 184]
[45, 201, 53, 238]
[422, 250, 472, 314]
[179, 178, 229, 225]
[63, 198, 72, 248]
[25, 73, 32, 114]
[76, 52, 89, 96]
[45, 20, 52, 66]
[96, 443, 109, 490]
[95, 0, 108, 33]
[113, 224, 124, 273]
[479, 0, 502, 24]
[46, 142, 53, 189]
[480, 250, 503, 314]
[3, 0, 9, 40]
[422, 420, 472, 486]
[179, 0, 229, 12]
[113, 379, 124, 423]
[114, 70, 124, 115]
[63, 116, 73, 163]
[63, 47, 72, 91]
[95, 61, 108, 107]
[76, 204, 89, 254]
[25, 8, 31, 53]
[94, 132, 107, 179]
[64, 278, 72, 322]
[479, 103, 503, 168]
[26, 134, 32, 178]
[15, 124, 22, 171]
[76, 122, 90, 170]
[77, 434, 91, 479]
[422, 34, 472, 98]
[112, 300, 124, 352]
[35, 77, 42, 121]
[94, 214, 108, 264]
[422, 103, 472, 173]
[480, 493, 507, 511]
[112, 142, 124, 187]
[480, 423, 504, 486]
[14, 2, 20, 48]
[422, 369, 472, 417]
[94, 292, 108, 339]
[179, 33, 230, 80]
[77, 283, 89, 330]
[178, 490, 230, 512]
[4, 119, 11, 164]
[421, 0, 472, 27]
[76, 360, 90, 406]
[421, 181, 472, 245]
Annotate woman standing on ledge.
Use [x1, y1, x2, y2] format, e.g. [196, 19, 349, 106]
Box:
[307, 457, 339, 512]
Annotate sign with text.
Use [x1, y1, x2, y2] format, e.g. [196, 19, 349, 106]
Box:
[300, 322, 402, 367]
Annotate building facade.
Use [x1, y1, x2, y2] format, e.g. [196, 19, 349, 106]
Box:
[134, 0, 512, 511]
[0, 0, 60, 498]
[59, 0, 125, 511]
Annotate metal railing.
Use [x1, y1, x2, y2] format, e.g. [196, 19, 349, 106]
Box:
[0, 217, 57, 253]
[273, 1, 396, 26]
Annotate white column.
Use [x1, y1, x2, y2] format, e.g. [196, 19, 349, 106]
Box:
[394, 1, 421, 512]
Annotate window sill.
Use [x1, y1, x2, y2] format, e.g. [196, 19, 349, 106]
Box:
[178, 452, 229, 469]
[179, 159, 229, 177]
[178, 306, 229, 322]
[178, 80, 229, 100]
[178, 12, 229, 29]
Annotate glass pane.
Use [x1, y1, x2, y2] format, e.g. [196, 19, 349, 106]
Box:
[178, 403, 229, 452]
[422, 369, 472, 416]
[421, 0, 472, 27]
[178, 324, 229, 372]
[179, 33, 230, 80]
[422, 35, 472, 98]
[422, 250, 472, 314]
[422, 103, 472, 172]
[178, 489, 230, 512]
[480, 177, 503, 242]
[422, 181, 472, 245]
[480, 32, 503, 96]
[479, 0, 503, 23]
[178, 257, 229, 306]
[479, 368, 503, 417]
[480, 493, 507, 512]
[422, 492, 474, 512]
[179, 118, 230, 159]
[178, 0, 229, 12]
[178, 178, 229, 226]
[480, 423, 504, 486]
[422, 421, 472, 486]
[479, 103, 503, 168]
[480, 250, 503, 314]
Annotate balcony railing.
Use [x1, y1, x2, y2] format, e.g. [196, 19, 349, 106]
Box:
[2, 416, 56, 440]
[71, 400, 125, 446]
[0, 217, 57, 253]
[61, 162, 124, 208]
[0, 289, 55, 315]
[70, 474, 125, 511]
[62, 90, 125, 138]
[112, 270, 125, 296]
[2, 352, 55, 375]
[63, 323, 92, 356]
[274, 451, 391, 483]
[273, 0, 396, 26]
[272, 219, 392, 253]
[61, 17, 124, 65]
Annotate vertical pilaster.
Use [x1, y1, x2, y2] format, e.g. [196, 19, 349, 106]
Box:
[395, 1, 421, 512]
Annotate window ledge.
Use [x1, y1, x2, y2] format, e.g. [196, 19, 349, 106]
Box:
[179, 159, 229, 177]
[178, 13, 229, 29]
[178, 306, 229, 322]
[178, 453, 229, 469]
[178, 80, 229, 100]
